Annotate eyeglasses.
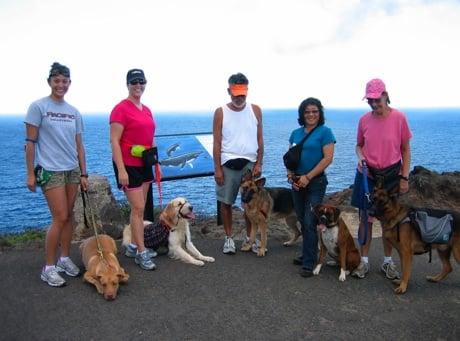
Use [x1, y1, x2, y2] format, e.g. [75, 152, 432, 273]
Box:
[129, 79, 146, 85]
[367, 98, 382, 104]
[304, 110, 319, 115]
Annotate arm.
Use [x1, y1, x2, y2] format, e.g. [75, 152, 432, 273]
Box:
[76, 133, 89, 191]
[296, 143, 335, 189]
[252, 104, 264, 177]
[399, 139, 411, 193]
[110, 122, 129, 186]
[355, 144, 365, 168]
[212, 107, 224, 186]
[25, 124, 39, 192]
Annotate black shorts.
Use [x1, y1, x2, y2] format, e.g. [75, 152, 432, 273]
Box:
[113, 161, 154, 190]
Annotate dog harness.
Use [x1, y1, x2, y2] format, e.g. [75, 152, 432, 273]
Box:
[144, 221, 170, 250]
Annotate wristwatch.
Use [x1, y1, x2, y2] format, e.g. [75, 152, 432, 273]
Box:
[80, 174, 89, 178]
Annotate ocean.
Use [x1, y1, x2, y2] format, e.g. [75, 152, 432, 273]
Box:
[1, 108, 459, 234]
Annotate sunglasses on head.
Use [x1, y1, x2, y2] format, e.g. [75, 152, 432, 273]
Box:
[129, 79, 146, 85]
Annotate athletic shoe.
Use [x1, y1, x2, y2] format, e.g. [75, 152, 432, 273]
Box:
[125, 244, 157, 258]
[381, 261, 400, 280]
[223, 236, 236, 255]
[299, 268, 313, 278]
[41, 266, 66, 287]
[293, 255, 303, 265]
[56, 257, 80, 277]
[326, 260, 338, 267]
[352, 261, 369, 279]
[135, 250, 157, 270]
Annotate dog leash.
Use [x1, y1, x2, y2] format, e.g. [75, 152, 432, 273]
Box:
[358, 161, 371, 246]
[82, 190, 104, 260]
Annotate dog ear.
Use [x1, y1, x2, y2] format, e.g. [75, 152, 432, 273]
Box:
[118, 268, 130, 283]
[375, 176, 384, 190]
[241, 169, 253, 183]
[84, 272, 104, 294]
[333, 207, 341, 221]
[255, 177, 266, 188]
[160, 203, 177, 226]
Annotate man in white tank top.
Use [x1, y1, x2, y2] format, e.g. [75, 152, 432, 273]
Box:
[212, 73, 264, 254]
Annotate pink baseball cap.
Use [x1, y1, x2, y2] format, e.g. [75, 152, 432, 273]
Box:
[363, 78, 386, 100]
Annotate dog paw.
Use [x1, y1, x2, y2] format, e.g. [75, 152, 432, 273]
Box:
[394, 285, 407, 294]
[204, 257, 215, 263]
[257, 250, 266, 257]
[283, 240, 293, 247]
[194, 260, 205, 266]
[313, 265, 321, 275]
[339, 269, 346, 281]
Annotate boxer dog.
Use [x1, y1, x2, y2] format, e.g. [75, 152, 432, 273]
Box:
[313, 204, 364, 281]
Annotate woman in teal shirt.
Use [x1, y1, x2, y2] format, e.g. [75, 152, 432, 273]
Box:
[287, 97, 335, 278]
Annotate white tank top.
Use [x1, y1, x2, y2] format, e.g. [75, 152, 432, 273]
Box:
[221, 103, 259, 165]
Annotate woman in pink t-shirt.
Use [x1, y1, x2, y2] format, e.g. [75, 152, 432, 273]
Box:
[351, 78, 412, 280]
[110, 69, 158, 271]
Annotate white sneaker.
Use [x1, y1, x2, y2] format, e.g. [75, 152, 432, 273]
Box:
[41, 266, 66, 287]
[223, 236, 236, 255]
[56, 257, 80, 277]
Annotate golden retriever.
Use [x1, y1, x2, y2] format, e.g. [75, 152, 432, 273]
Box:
[80, 234, 129, 300]
[123, 197, 215, 266]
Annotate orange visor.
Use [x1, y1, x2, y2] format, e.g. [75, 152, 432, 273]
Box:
[229, 84, 248, 96]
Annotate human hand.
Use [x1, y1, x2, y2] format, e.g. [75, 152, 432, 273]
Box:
[252, 163, 262, 178]
[214, 167, 224, 186]
[296, 175, 311, 188]
[399, 178, 409, 194]
[118, 169, 129, 186]
[80, 176, 89, 192]
[26, 173, 36, 192]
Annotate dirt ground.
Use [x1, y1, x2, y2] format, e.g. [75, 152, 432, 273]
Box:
[193, 207, 382, 244]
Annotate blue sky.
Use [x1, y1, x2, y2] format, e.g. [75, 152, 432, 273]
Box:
[1, 0, 459, 114]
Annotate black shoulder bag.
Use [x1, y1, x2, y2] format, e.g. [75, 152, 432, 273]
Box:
[283, 126, 318, 172]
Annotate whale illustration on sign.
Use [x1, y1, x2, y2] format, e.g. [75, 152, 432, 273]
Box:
[160, 144, 203, 168]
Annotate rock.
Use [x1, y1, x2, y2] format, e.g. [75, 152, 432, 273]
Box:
[73, 175, 127, 241]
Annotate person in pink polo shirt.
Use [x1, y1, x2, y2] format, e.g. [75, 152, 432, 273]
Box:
[110, 69, 158, 271]
[351, 78, 412, 279]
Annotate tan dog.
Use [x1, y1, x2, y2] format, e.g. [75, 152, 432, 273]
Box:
[240, 171, 301, 256]
[80, 235, 129, 300]
[313, 204, 363, 281]
[123, 197, 215, 266]
[371, 180, 460, 294]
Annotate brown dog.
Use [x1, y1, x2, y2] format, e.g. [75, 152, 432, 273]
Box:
[371, 180, 460, 294]
[240, 170, 301, 256]
[313, 204, 363, 281]
[80, 235, 129, 300]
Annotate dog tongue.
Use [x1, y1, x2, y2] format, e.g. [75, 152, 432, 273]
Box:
[317, 224, 327, 232]
[185, 211, 196, 219]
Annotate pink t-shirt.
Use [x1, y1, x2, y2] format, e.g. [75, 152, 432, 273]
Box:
[110, 99, 156, 167]
[357, 108, 412, 169]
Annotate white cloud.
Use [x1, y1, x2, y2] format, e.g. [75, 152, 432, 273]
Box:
[0, 0, 459, 114]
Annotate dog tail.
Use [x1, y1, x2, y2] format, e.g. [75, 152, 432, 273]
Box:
[122, 225, 132, 247]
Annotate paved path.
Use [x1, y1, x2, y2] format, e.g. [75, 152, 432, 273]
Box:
[1, 238, 459, 340]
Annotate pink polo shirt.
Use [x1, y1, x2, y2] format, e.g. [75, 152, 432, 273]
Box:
[357, 108, 412, 169]
[110, 99, 156, 167]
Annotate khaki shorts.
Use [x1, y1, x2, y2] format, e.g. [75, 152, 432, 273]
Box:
[216, 161, 254, 205]
[41, 168, 81, 192]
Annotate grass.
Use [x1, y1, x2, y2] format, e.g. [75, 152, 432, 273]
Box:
[0, 228, 47, 247]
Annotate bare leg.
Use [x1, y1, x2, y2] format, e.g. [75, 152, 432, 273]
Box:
[360, 222, 373, 257]
[59, 183, 79, 257]
[44, 186, 72, 265]
[221, 202, 233, 237]
[125, 184, 149, 253]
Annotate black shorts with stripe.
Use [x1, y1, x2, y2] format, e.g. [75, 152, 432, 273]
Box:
[113, 161, 154, 190]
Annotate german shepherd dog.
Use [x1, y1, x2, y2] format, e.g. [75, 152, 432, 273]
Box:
[240, 170, 300, 256]
[371, 179, 460, 294]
